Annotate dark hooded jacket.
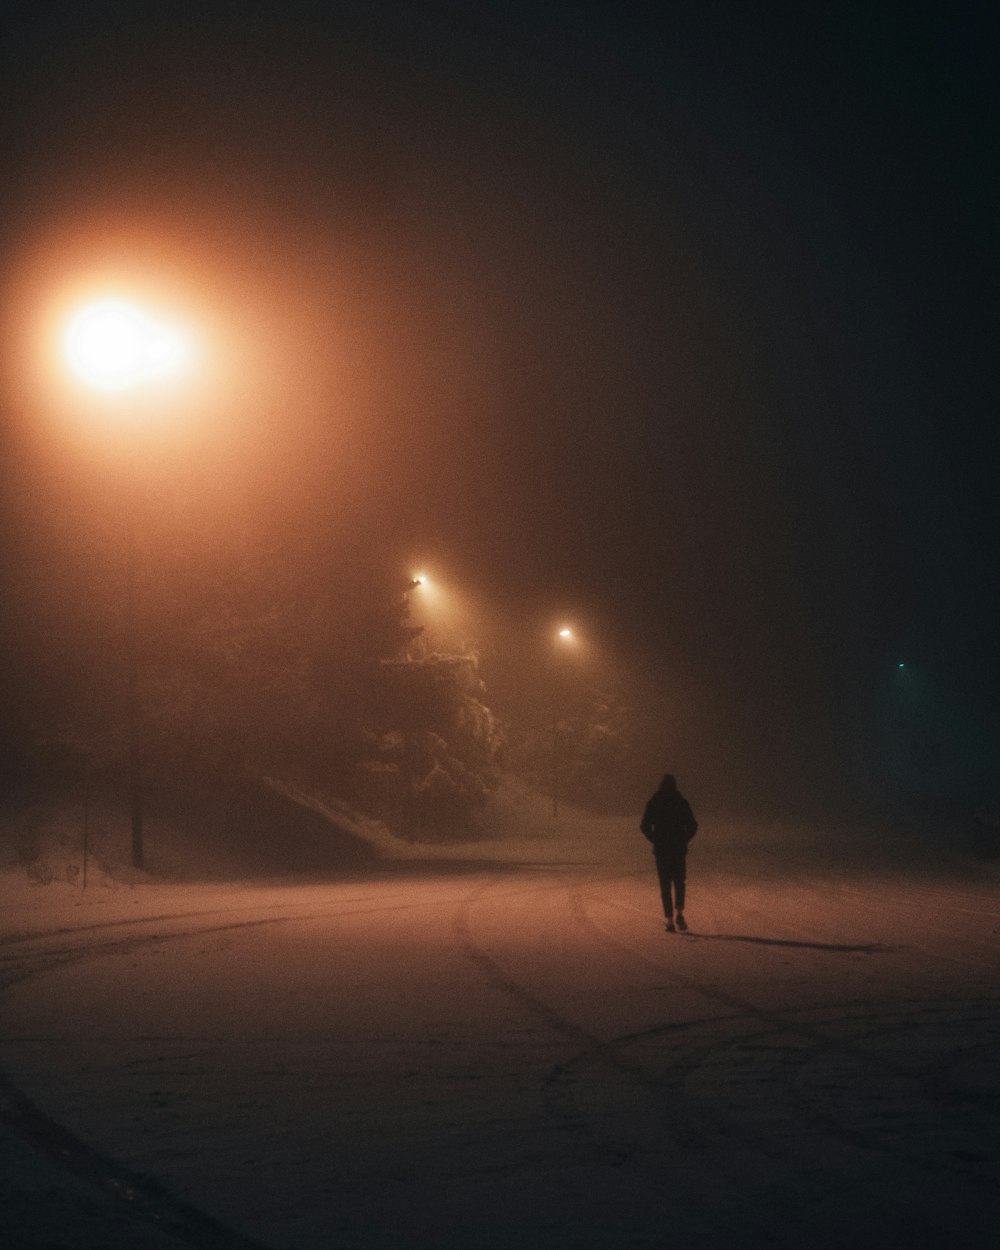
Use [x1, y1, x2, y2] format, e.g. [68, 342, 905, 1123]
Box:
[641, 775, 697, 853]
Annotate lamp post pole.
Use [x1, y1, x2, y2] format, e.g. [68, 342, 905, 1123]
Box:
[551, 693, 560, 818]
[125, 503, 143, 869]
[551, 627, 575, 818]
[64, 297, 188, 870]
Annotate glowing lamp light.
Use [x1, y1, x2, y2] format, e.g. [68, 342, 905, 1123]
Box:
[558, 627, 573, 640]
[65, 299, 186, 391]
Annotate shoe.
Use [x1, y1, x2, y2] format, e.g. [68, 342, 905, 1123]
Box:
[665, 918, 676, 933]
[676, 913, 687, 931]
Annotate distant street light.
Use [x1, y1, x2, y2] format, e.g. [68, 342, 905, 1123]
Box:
[551, 625, 578, 817]
[407, 569, 456, 648]
[63, 296, 190, 870]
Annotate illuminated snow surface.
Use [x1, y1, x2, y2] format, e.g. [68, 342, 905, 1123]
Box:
[2, 807, 999, 1249]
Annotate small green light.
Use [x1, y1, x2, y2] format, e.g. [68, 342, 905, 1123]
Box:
[898, 662, 906, 669]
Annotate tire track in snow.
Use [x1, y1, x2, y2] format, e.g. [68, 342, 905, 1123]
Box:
[455, 871, 988, 1244]
[570, 881, 1000, 1203]
[0, 885, 492, 1249]
[450, 875, 801, 1247]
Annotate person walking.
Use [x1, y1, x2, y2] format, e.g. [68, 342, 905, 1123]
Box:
[641, 773, 698, 933]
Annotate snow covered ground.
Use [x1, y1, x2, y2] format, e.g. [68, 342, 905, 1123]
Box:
[2, 808, 999, 1248]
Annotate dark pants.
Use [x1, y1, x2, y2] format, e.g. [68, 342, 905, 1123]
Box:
[653, 846, 686, 917]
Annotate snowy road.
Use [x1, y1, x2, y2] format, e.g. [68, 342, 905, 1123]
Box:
[2, 816, 999, 1248]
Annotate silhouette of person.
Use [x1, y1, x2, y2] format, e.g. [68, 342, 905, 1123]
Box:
[641, 773, 698, 932]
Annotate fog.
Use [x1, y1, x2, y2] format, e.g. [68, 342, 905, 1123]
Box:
[2, 4, 997, 838]
[2, 16, 998, 1247]
[6, 12, 1000, 1248]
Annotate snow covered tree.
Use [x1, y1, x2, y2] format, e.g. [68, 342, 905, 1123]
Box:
[359, 649, 505, 836]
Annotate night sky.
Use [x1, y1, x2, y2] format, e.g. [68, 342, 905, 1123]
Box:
[1, 2, 996, 808]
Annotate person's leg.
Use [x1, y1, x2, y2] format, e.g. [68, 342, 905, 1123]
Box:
[653, 849, 674, 919]
[674, 855, 686, 913]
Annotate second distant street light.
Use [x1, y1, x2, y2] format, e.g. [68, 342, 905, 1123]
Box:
[63, 297, 189, 869]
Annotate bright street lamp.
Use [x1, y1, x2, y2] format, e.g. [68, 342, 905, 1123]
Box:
[65, 299, 187, 392]
[64, 295, 190, 869]
[551, 625, 578, 817]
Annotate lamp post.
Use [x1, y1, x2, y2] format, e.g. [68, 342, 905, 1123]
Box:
[64, 298, 188, 869]
[551, 626, 576, 818]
